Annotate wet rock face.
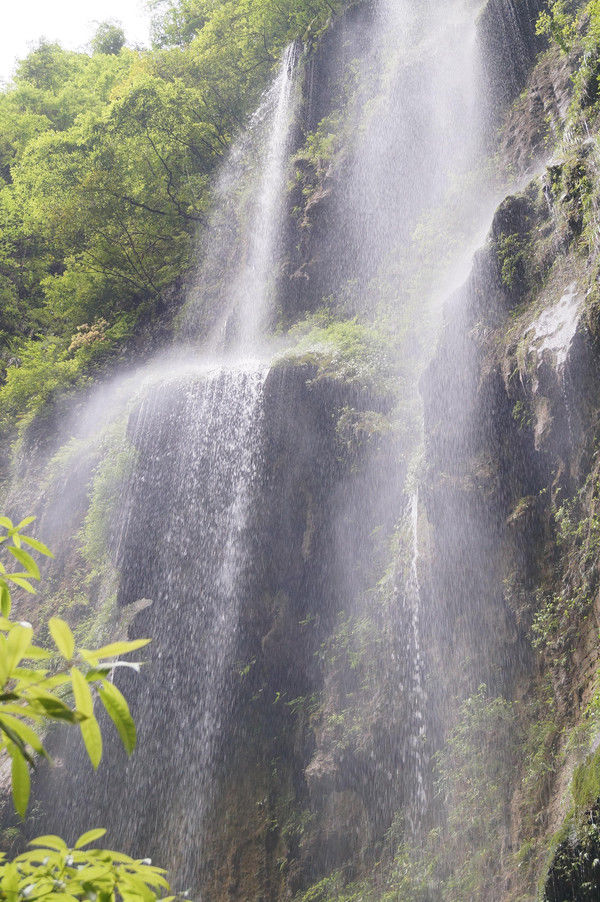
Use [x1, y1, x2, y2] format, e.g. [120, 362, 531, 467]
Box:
[281, 0, 548, 329]
[499, 46, 575, 175]
[478, 0, 547, 119]
[115, 359, 397, 898]
[422, 150, 600, 894]
[420, 180, 586, 715]
[421, 276, 536, 711]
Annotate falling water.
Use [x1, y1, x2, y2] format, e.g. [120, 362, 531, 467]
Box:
[116, 366, 268, 890]
[313, 0, 493, 841]
[183, 43, 300, 349]
[231, 42, 300, 348]
[407, 493, 427, 830]
[76, 44, 305, 881]
[325, 0, 485, 304]
[35, 366, 268, 893]
[27, 45, 301, 894]
[10, 0, 551, 894]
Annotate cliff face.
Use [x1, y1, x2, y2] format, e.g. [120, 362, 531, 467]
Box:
[420, 30, 600, 894]
[273, 4, 600, 898]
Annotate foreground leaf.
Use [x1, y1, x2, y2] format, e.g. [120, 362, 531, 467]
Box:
[71, 668, 102, 769]
[49, 617, 75, 660]
[74, 828, 107, 849]
[99, 681, 136, 754]
[9, 745, 30, 817]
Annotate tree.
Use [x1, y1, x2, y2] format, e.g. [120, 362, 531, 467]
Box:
[91, 22, 126, 56]
[0, 515, 171, 901]
[0, 0, 352, 434]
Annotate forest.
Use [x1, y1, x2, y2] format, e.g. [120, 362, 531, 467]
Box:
[0, 0, 348, 449]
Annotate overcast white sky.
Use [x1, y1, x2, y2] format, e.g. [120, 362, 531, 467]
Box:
[0, 0, 152, 85]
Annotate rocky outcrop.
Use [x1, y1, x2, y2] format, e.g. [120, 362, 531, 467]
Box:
[478, 0, 547, 118]
[421, 104, 600, 893]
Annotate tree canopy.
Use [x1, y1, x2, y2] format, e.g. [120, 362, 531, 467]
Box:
[0, 0, 349, 439]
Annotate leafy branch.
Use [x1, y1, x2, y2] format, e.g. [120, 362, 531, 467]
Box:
[0, 516, 170, 902]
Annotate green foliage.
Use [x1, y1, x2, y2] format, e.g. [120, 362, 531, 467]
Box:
[150, 0, 347, 49]
[0, 832, 170, 902]
[292, 113, 345, 209]
[497, 232, 530, 292]
[435, 686, 521, 901]
[505, 688, 563, 894]
[296, 114, 341, 172]
[0, 340, 86, 440]
[0, 515, 171, 901]
[0, 515, 148, 813]
[512, 400, 533, 431]
[536, 1, 577, 53]
[532, 474, 600, 657]
[572, 746, 600, 811]
[279, 313, 400, 394]
[542, 745, 600, 900]
[81, 422, 137, 570]
[91, 21, 126, 56]
[0, 0, 353, 429]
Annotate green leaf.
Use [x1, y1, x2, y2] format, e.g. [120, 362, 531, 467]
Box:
[0, 861, 19, 894]
[0, 713, 47, 757]
[71, 667, 102, 769]
[0, 517, 13, 530]
[0, 722, 35, 767]
[7, 575, 35, 594]
[15, 517, 36, 530]
[28, 835, 68, 852]
[32, 693, 82, 722]
[99, 681, 137, 754]
[20, 535, 54, 558]
[23, 644, 52, 661]
[9, 744, 30, 817]
[83, 638, 151, 661]
[0, 583, 11, 617]
[0, 636, 8, 686]
[84, 666, 113, 682]
[6, 624, 33, 672]
[74, 828, 107, 849]
[49, 618, 75, 660]
[7, 546, 40, 580]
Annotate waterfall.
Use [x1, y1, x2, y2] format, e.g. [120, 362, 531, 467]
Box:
[26, 46, 301, 894]
[10, 0, 552, 894]
[116, 366, 268, 890]
[83, 45, 304, 881]
[231, 42, 300, 349]
[325, 0, 485, 300]
[406, 493, 427, 831]
[183, 43, 300, 349]
[35, 366, 268, 893]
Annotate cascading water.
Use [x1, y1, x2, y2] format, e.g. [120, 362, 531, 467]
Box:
[36, 366, 268, 892]
[406, 493, 427, 830]
[28, 45, 301, 896]
[230, 42, 300, 349]
[182, 44, 300, 349]
[304, 0, 497, 842]
[321, 0, 486, 310]
[97, 43, 301, 880]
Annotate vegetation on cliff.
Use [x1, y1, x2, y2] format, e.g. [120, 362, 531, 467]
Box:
[0, 0, 351, 444]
